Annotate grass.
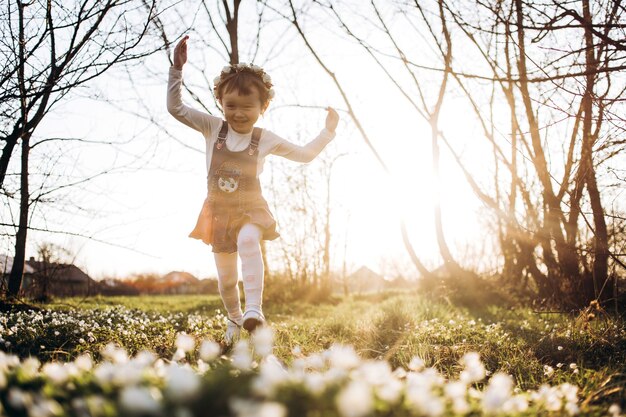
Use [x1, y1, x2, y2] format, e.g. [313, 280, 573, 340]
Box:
[1, 290, 624, 415]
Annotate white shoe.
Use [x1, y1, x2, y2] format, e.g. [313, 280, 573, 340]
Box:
[242, 309, 265, 332]
[224, 319, 241, 345]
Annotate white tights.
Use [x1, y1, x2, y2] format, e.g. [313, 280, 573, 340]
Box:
[213, 223, 264, 325]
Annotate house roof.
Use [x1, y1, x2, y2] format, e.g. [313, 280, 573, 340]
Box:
[25, 259, 94, 283]
[0, 255, 35, 274]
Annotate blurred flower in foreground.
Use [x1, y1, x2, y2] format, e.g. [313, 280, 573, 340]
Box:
[336, 380, 373, 417]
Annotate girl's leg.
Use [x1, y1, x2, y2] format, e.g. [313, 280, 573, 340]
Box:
[214, 251, 243, 325]
[237, 223, 264, 315]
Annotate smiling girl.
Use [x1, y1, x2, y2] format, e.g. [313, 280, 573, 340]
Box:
[167, 36, 339, 344]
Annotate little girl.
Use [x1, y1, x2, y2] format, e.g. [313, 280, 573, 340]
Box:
[167, 36, 339, 343]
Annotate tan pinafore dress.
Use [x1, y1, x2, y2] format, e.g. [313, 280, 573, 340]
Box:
[189, 121, 279, 253]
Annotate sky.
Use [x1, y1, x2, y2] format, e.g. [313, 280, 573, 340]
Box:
[1, 1, 507, 281]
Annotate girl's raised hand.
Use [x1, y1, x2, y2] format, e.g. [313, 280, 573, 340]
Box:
[325, 107, 339, 133]
[173, 35, 189, 70]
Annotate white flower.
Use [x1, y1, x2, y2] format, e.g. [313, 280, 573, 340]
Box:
[232, 340, 252, 370]
[252, 326, 274, 357]
[356, 360, 392, 386]
[172, 348, 186, 362]
[199, 340, 221, 362]
[119, 386, 162, 415]
[175, 332, 195, 353]
[569, 363, 578, 370]
[482, 373, 514, 413]
[165, 364, 201, 402]
[251, 64, 263, 73]
[262, 73, 272, 84]
[444, 381, 467, 400]
[608, 404, 621, 417]
[305, 353, 325, 370]
[408, 356, 425, 372]
[544, 365, 554, 377]
[304, 372, 326, 396]
[101, 343, 128, 364]
[213, 76, 222, 86]
[558, 346, 563, 350]
[251, 355, 288, 396]
[267, 88, 275, 99]
[21, 357, 40, 379]
[230, 399, 287, 417]
[327, 344, 360, 370]
[75, 354, 93, 372]
[222, 66, 232, 74]
[460, 352, 486, 383]
[336, 380, 373, 417]
[376, 377, 403, 403]
[565, 401, 580, 415]
[502, 395, 529, 413]
[7, 388, 31, 410]
[42, 362, 69, 385]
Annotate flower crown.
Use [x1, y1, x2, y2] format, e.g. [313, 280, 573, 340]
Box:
[213, 63, 275, 101]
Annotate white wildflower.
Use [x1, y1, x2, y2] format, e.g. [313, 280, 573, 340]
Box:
[608, 404, 621, 417]
[303, 372, 325, 395]
[252, 355, 288, 396]
[336, 380, 373, 417]
[21, 357, 41, 380]
[502, 395, 529, 413]
[213, 76, 222, 86]
[42, 362, 69, 385]
[444, 381, 467, 400]
[101, 343, 128, 364]
[460, 352, 486, 383]
[175, 332, 195, 353]
[232, 340, 253, 371]
[164, 364, 201, 403]
[327, 344, 360, 370]
[376, 377, 403, 403]
[262, 73, 272, 84]
[119, 386, 162, 415]
[268, 88, 275, 99]
[543, 365, 554, 377]
[230, 399, 287, 417]
[222, 66, 232, 74]
[7, 388, 31, 410]
[482, 373, 514, 413]
[199, 340, 221, 362]
[408, 356, 425, 372]
[252, 326, 274, 358]
[75, 354, 93, 372]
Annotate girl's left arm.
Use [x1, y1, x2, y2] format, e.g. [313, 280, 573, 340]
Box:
[269, 128, 335, 163]
[269, 107, 339, 162]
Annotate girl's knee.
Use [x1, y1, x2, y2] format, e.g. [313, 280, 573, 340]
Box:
[237, 224, 262, 257]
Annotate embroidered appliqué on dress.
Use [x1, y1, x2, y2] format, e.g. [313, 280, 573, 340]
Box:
[216, 162, 242, 194]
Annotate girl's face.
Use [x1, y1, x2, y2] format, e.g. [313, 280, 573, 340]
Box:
[220, 87, 266, 134]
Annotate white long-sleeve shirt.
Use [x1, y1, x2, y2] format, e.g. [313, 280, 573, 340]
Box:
[167, 67, 335, 176]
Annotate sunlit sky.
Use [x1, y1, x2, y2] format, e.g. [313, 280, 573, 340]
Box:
[2, 1, 502, 280]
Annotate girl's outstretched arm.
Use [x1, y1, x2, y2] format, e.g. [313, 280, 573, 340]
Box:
[167, 36, 220, 136]
[269, 108, 339, 163]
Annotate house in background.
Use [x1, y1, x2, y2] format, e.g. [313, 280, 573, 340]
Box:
[1, 255, 97, 298]
[342, 266, 387, 294]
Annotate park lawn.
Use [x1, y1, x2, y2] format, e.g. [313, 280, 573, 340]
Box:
[1, 290, 624, 416]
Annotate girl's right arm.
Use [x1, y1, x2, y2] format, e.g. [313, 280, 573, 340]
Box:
[166, 36, 220, 136]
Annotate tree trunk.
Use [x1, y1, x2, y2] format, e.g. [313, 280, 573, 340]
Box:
[580, 0, 610, 305]
[7, 132, 30, 298]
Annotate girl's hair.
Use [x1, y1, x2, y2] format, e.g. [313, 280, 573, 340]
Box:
[215, 71, 271, 108]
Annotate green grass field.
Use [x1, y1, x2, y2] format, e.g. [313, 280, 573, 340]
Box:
[1, 291, 624, 416]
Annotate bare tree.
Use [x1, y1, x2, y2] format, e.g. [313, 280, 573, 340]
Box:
[1, 0, 159, 298]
